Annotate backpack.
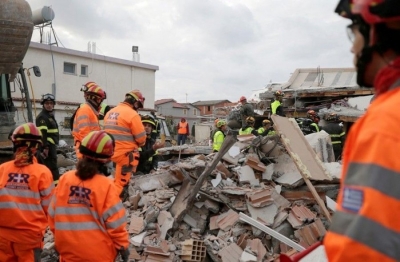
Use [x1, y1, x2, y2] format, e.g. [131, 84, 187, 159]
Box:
[69, 105, 81, 131]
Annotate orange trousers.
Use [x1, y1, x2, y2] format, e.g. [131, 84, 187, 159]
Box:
[112, 151, 138, 195]
[0, 236, 42, 262]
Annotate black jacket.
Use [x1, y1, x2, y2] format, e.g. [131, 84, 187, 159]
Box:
[137, 136, 159, 173]
[36, 109, 59, 147]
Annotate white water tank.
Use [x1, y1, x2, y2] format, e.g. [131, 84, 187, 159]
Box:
[32, 6, 55, 26]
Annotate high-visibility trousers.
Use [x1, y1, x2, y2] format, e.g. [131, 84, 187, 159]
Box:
[0, 236, 42, 262]
[112, 151, 139, 195]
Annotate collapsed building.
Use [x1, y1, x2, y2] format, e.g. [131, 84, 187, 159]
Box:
[42, 116, 339, 262]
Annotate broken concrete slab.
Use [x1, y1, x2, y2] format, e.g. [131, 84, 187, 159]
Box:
[271, 115, 332, 181]
[157, 211, 174, 240]
[133, 170, 183, 192]
[237, 165, 257, 184]
[217, 209, 240, 231]
[130, 231, 147, 247]
[218, 243, 243, 262]
[129, 215, 145, 234]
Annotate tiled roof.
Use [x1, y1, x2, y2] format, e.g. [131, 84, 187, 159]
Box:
[155, 98, 176, 105]
[172, 102, 188, 109]
[192, 100, 231, 106]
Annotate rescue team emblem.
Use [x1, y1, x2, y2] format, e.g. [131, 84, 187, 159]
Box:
[5, 173, 30, 190]
[108, 112, 119, 120]
[68, 186, 93, 207]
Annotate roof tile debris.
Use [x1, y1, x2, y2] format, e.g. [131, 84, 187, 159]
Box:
[42, 117, 342, 261]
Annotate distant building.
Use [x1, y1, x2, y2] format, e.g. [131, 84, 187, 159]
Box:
[155, 99, 200, 136]
[15, 41, 158, 135]
[192, 100, 231, 116]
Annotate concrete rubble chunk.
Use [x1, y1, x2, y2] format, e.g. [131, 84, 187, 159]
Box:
[236, 165, 257, 184]
[129, 215, 145, 234]
[305, 131, 335, 163]
[218, 243, 243, 262]
[294, 218, 326, 248]
[130, 231, 147, 247]
[157, 211, 174, 240]
[204, 199, 220, 213]
[246, 238, 267, 261]
[240, 251, 257, 262]
[245, 154, 267, 172]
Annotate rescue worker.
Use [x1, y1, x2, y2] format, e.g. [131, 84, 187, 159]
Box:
[271, 90, 285, 116]
[239, 116, 258, 136]
[324, 1, 400, 261]
[239, 96, 254, 128]
[322, 113, 345, 161]
[150, 111, 160, 140]
[306, 110, 320, 133]
[98, 102, 111, 121]
[104, 90, 146, 195]
[72, 83, 106, 159]
[36, 93, 60, 183]
[0, 123, 54, 262]
[210, 118, 219, 140]
[213, 120, 227, 152]
[48, 131, 130, 262]
[177, 118, 189, 145]
[137, 115, 165, 174]
[257, 119, 275, 136]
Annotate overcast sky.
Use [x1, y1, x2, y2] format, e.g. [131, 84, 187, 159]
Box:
[27, 0, 353, 104]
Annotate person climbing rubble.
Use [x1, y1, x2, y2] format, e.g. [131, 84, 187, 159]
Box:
[324, 0, 400, 261]
[104, 90, 146, 195]
[48, 131, 129, 262]
[321, 113, 345, 161]
[213, 120, 227, 152]
[239, 96, 254, 128]
[239, 116, 259, 136]
[137, 115, 165, 174]
[0, 123, 54, 262]
[257, 119, 276, 136]
[306, 110, 320, 133]
[271, 90, 285, 116]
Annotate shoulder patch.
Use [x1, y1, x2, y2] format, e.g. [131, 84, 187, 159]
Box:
[39, 119, 46, 124]
[342, 186, 364, 213]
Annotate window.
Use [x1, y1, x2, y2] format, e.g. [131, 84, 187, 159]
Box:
[207, 106, 211, 111]
[193, 109, 197, 116]
[183, 109, 187, 115]
[80, 65, 88, 76]
[64, 62, 76, 74]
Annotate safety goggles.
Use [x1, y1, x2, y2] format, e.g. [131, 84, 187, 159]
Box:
[346, 23, 358, 43]
[80, 86, 89, 92]
[42, 94, 55, 100]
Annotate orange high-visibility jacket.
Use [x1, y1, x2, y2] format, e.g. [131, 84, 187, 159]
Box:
[325, 88, 400, 262]
[177, 121, 189, 135]
[0, 159, 54, 245]
[104, 102, 146, 158]
[72, 102, 100, 144]
[48, 170, 129, 261]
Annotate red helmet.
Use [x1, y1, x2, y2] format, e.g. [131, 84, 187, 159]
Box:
[351, 0, 400, 25]
[126, 90, 145, 108]
[239, 96, 247, 102]
[12, 123, 42, 145]
[307, 110, 317, 117]
[81, 81, 97, 92]
[87, 85, 106, 100]
[79, 131, 114, 163]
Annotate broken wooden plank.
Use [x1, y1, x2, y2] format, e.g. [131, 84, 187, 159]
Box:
[169, 135, 236, 228]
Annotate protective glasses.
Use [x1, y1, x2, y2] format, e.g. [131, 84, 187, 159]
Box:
[42, 94, 55, 100]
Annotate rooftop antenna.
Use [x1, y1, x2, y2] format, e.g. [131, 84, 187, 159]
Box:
[132, 46, 140, 62]
[33, 6, 58, 46]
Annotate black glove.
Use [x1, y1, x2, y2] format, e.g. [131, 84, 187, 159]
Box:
[118, 247, 130, 262]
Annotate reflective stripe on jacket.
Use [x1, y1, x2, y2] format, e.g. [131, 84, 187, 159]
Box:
[0, 159, 54, 244]
[324, 87, 400, 261]
[72, 102, 100, 143]
[48, 170, 129, 261]
[310, 123, 320, 132]
[36, 110, 60, 146]
[213, 130, 225, 152]
[104, 102, 146, 158]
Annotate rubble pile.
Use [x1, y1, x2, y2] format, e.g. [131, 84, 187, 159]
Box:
[41, 118, 340, 261]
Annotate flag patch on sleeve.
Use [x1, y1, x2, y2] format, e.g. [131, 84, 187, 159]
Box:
[342, 187, 364, 213]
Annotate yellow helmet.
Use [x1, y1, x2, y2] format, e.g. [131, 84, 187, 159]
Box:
[246, 116, 255, 124]
[217, 120, 227, 128]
